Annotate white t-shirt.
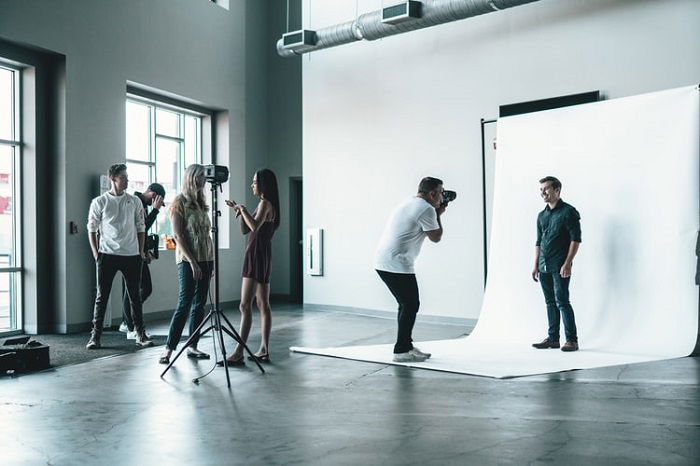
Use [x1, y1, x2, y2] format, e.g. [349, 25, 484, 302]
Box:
[374, 197, 440, 274]
[87, 192, 145, 256]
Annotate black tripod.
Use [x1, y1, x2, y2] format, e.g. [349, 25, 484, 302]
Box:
[161, 180, 264, 387]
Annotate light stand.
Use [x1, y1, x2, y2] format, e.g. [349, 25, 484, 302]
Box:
[161, 180, 264, 387]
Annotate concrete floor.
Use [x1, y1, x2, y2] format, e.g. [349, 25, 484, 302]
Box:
[1, 304, 699, 465]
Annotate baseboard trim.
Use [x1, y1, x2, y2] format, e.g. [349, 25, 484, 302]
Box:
[271, 293, 301, 303]
[302, 303, 477, 328]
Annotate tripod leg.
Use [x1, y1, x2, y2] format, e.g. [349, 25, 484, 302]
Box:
[161, 310, 215, 379]
[220, 325, 241, 342]
[213, 309, 231, 387]
[219, 312, 237, 333]
[218, 312, 265, 374]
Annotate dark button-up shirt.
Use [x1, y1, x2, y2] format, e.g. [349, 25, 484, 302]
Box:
[536, 200, 581, 273]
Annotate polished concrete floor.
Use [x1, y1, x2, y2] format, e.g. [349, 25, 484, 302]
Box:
[1, 304, 699, 465]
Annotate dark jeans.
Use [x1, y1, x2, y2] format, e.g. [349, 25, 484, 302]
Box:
[166, 261, 213, 351]
[377, 270, 420, 354]
[539, 271, 578, 343]
[92, 254, 143, 337]
[121, 262, 152, 332]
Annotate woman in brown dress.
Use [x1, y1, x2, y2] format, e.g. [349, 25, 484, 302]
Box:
[224, 168, 279, 364]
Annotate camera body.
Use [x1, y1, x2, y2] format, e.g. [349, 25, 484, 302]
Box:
[145, 234, 159, 260]
[441, 190, 457, 207]
[204, 165, 229, 184]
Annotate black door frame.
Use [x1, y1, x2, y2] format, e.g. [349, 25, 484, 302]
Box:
[289, 177, 303, 303]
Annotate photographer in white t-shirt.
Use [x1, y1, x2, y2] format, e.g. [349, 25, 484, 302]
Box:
[375, 177, 446, 363]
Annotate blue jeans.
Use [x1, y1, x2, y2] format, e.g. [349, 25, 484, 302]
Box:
[166, 261, 213, 351]
[539, 272, 578, 343]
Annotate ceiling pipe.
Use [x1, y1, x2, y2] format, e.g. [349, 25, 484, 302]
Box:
[277, 0, 542, 57]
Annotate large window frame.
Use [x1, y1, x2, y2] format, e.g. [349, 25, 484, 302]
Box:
[0, 62, 23, 334]
[126, 92, 206, 239]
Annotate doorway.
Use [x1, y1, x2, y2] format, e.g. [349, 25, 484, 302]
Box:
[289, 177, 303, 303]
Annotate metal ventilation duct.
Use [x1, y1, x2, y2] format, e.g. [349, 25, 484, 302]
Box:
[277, 0, 541, 57]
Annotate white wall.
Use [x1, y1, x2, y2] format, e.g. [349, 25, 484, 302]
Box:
[302, 0, 700, 319]
[0, 0, 271, 331]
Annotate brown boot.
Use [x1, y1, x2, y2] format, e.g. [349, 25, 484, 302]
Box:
[532, 338, 560, 349]
[561, 341, 579, 352]
[135, 330, 153, 347]
[86, 333, 101, 350]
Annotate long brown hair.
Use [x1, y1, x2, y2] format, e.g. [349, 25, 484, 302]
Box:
[171, 164, 208, 213]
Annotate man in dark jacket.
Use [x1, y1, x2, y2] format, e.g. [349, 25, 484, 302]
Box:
[531, 176, 582, 352]
[119, 182, 165, 339]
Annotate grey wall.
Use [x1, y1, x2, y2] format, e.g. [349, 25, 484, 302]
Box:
[302, 0, 700, 319]
[267, 0, 303, 299]
[0, 0, 277, 332]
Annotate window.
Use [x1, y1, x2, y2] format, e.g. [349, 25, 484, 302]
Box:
[125, 96, 203, 238]
[0, 63, 22, 333]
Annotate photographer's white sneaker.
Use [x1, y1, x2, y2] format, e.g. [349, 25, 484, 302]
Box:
[393, 351, 428, 363]
[410, 347, 431, 359]
[118, 322, 129, 333]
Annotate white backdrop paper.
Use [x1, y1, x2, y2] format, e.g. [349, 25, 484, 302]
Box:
[292, 85, 700, 377]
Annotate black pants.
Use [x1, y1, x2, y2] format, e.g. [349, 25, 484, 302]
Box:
[377, 270, 419, 354]
[121, 262, 152, 332]
[92, 254, 143, 336]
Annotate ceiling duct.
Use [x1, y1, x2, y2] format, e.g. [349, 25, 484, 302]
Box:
[277, 0, 541, 57]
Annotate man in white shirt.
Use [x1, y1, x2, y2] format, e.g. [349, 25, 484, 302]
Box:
[375, 177, 446, 363]
[85, 163, 153, 349]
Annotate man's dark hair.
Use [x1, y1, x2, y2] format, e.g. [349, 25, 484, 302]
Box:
[147, 182, 166, 198]
[109, 163, 127, 178]
[539, 176, 561, 190]
[418, 177, 443, 194]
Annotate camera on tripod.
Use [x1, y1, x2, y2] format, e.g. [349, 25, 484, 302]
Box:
[441, 190, 457, 207]
[204, 165, 229, 184]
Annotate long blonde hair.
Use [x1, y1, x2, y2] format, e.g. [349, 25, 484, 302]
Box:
[171, 164, 208, 214]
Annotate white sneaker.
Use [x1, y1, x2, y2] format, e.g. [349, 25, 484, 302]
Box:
[119, 322, 129, 333]
[393, 351, 428, 363]
[410, 347, 431, 359]
[127, 330, 150, 340]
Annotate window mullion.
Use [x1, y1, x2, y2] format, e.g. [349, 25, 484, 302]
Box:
[150, 104, 156, 185]
[179, 113, 184, 188]
[0, 139, 22, 147]
[154, 133, 184, 143]
[125, 159, 155, 165]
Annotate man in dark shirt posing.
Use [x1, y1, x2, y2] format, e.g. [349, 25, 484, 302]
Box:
[531, 176, 581, 352]
[119, 183, 165, 339]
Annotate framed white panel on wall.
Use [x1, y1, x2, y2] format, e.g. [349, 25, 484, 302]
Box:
[306, 228, 323, 276]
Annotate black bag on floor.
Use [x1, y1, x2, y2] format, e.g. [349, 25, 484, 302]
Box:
[0, 336, 50, 373]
